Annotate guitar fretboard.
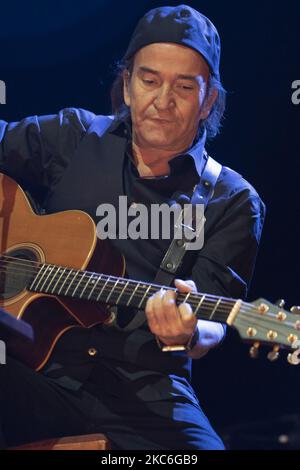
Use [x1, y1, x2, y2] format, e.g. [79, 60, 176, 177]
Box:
[29, 263, 240, 324]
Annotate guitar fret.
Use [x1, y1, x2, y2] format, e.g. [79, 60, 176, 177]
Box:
[105, 279, 119, 303]
[96, 276, 110, 301]
[43, 266, 62, 293]
[79, 273, 92, 299]
[194, 294, 206, 316]
[57, 269, 74, 295]
[126, 283, 140, 306]
[30, 264, 48, 291]
[64, 270, 80, 296]
[71, 272, 86, 298]
[35, 264, 54, 291]
[115, 280, 129, 304]
[50, 268, 66, 294]
[30, 264, 44, 290]
[38, 265, 56, 292]
[138, 284, 151, 309]
[183, 292, 191, 304]
[87, 274, 101, 300]
[209, 298, 222, 320]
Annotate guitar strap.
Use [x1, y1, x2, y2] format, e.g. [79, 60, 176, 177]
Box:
[111, 153, 222, 332]
[153, 153, 222, 286]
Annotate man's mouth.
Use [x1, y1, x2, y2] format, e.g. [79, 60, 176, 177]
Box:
[149, 118, 173, 124]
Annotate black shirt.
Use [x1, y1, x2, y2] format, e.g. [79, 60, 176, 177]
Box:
[0, 108, 266, 403]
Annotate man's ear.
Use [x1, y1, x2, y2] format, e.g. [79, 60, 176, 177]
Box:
[123, 70, 131, 107]
[200, 87, 218, 120]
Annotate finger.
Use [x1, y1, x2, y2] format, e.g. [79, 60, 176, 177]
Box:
[178, 302, 197, 332]
[145, 295, 160, 333]
[152, 289, 177, 335]
[174, 279, 197, 293]
[150, 288, 170, 334]
[160, 289, 182, 335]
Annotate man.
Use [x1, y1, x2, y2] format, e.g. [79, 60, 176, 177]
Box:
[0, 5, 265, 449]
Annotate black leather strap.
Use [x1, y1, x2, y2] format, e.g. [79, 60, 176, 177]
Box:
[153, 154, 222, 286]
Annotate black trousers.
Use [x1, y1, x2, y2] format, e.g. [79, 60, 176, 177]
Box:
[0, 357, 224, 450]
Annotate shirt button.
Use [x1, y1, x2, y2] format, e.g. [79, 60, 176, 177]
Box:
[87, 347, 98, 357]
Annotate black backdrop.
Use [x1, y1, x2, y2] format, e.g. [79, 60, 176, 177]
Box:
[1, 0, 300, 448]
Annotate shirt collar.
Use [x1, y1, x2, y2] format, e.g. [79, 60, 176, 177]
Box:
[168, 127, 207, 178]
[110, 114, 207, 178]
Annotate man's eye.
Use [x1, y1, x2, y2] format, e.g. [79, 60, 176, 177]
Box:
[142, 79, 155, 85]
[179, 85, 194, 91]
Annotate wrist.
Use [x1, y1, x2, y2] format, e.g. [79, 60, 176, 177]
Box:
[156, 327, 199, 352]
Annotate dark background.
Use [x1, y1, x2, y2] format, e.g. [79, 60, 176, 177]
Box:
[1, 0, 300, 448]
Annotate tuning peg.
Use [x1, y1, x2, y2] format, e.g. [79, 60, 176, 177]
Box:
[276, 299, 286, 308]
[290, 306, 300, 314]
[249, 342, 260, 359]
[267, 346, 280, 362]
[287, 348, 300, 366]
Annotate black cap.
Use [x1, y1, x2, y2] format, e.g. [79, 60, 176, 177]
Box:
[124, 4, 221, 79]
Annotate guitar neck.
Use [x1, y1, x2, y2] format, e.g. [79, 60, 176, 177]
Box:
[29, 263, 242, 325]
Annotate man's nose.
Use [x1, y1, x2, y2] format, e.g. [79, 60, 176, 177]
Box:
[153, 85, 175, 110]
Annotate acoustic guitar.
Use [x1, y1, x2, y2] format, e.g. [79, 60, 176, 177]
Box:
[0, 173, 299, 370]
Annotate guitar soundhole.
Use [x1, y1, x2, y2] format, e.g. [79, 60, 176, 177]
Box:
[0, 248, 39, 300]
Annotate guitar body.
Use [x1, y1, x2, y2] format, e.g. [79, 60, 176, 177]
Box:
[0, 173, 125, 370]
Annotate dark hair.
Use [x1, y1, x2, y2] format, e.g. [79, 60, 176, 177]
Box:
[110, 56, 226, 140]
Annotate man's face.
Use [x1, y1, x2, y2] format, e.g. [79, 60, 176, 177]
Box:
[123, 42, 217, 153]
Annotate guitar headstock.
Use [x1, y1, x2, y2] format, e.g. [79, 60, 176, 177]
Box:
[231, 298, 300, 365]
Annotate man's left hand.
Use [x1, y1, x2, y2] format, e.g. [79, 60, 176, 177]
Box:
[145, 279, 198, 347]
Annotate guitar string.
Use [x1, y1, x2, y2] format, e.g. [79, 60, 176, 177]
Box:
[0, 253, 247, 308]
[0, 259, 297, 331]
[0, 253, 242, 308]
[0, 258, 282, 322]
[0, 255, 276, 316]
[0, 256, 274, 316]
[0, 257, 256, 315]
[0, 269, 240, 320]
[1, 259, 297, 332]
